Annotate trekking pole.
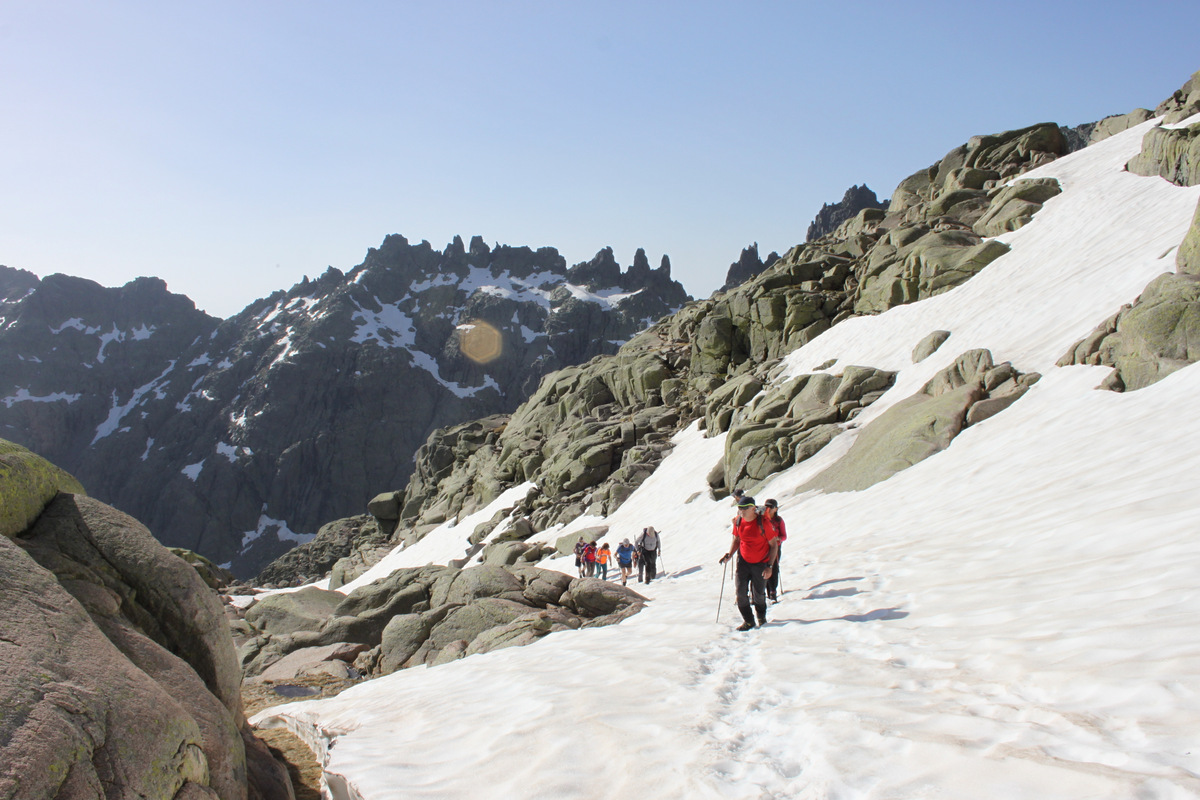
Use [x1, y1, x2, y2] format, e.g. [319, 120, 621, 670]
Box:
[716, 559, 728, 623]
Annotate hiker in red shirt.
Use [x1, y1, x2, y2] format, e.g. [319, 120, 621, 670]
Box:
[719, 496, 779, 630]
[762, 498, 787, 602]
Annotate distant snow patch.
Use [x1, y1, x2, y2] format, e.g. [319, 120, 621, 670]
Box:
[50, 318, 100, 335]
[2, 388, 83, 408]
[217, 441, 252, 461]
[240, 512, 316, 551]
[181, 460, 204, 481]
[140, 437, 155, 461]
[563, 284, 643, 308]
[92, 361, 176, 444]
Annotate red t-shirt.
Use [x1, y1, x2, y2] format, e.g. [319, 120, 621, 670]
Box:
[734, 516, 778, 563]
[764, 515, 787, 543]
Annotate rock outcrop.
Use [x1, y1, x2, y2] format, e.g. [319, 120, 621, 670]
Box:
[1127, 122, 1200, 187]
[0, 440, 292, 799]
[721, 243, 780, 292]
[233, 564, 645, 681]
[802, 351, 1040, 493]
[0, 236, 691, 577]
[1058, 271, 1200, 392]
[806, 184, 888, 242]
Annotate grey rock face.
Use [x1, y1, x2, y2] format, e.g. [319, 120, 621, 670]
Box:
[716, 366, 896, 494]
[973, 178, 1063, 237]
[806, 185, 889, 243]
[1153, 69, 1200, 125]
[240, 561, 644, 679]
[244, 586, 345, 635]
[1127, 123, 1200, 187]
[1179, 200, 1200, 276]
[256, 514, 390, 589]
[1, 485, 292, 800]
[802, 351, 1039, 493]
[912, 330, 952, 363]
[721, 243, 781, 292]
[1058, 271, 1200, 391]
[0, 235, 691, 578]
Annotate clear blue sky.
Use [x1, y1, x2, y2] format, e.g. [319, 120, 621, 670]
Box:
[3, 1, 1197, 318]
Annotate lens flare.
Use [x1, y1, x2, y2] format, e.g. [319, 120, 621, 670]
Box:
[457, 320, 502, 364]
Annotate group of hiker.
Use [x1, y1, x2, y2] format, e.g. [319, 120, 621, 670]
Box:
[567, 489, 788, 633]
[720, 489, 787, 631]
[574, 526, 662, 586]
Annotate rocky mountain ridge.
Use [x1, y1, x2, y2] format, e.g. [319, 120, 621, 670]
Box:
[0, 236, 691, 576]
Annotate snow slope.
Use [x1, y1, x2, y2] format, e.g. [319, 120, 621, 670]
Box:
[253, 117, 1200, 799]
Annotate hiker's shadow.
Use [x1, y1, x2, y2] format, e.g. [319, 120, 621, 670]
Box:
[808, 576, 865, 590]
[765, 607, 909, 626]
[671, 566, 702, 578]
[805, 587, 860, 600]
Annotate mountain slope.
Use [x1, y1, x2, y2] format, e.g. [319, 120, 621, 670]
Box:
[0, 236, 690, 576]
[253, 103, 1200, 797]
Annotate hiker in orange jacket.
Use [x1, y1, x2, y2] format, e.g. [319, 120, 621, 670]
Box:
[597, 543, 612, 580]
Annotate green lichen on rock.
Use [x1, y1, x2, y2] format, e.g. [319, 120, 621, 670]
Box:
[0, 439, 85, 539]
[1178, 199, 1200, 276]
[1059, 271, 1200, 391]
[801, 351, 1038, 493]
[973, 178, 1063, 237]
[1126, 122, 1200, 187]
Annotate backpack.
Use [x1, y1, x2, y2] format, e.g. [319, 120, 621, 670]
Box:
[584, 543, 597, 562]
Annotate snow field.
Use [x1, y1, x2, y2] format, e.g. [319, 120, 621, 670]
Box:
[253, 117, 1200, 798]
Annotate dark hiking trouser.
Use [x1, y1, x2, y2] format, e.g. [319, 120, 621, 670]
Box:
[736, 556, 768, 626]
[642, 550, 658, 582]
[766, 548, 781, 599]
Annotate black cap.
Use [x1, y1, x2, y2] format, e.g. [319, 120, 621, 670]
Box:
[736, 496, 757, 509]
[764, 498, 778, 509]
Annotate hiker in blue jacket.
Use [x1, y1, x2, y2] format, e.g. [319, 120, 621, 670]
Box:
[616, 538, 636, 586]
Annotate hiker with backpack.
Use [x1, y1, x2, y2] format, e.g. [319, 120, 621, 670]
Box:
[762, 499, 787, 602]
[597, 543, 612, 580]
[616, 538, 636, 586]
[583, 540, 598, 577]
[718, 496, 780, 631]
[636, 527, 662, 583]
[574, 537, 587, 578]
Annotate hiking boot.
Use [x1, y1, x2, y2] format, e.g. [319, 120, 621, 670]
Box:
[736, 622, 754, 631]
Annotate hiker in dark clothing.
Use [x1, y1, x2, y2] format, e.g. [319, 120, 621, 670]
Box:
[574, 537, 587, 577]
[762, 499, 787, 602]
[636, 526, 662, 583]
[719, 496, 780, 631]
